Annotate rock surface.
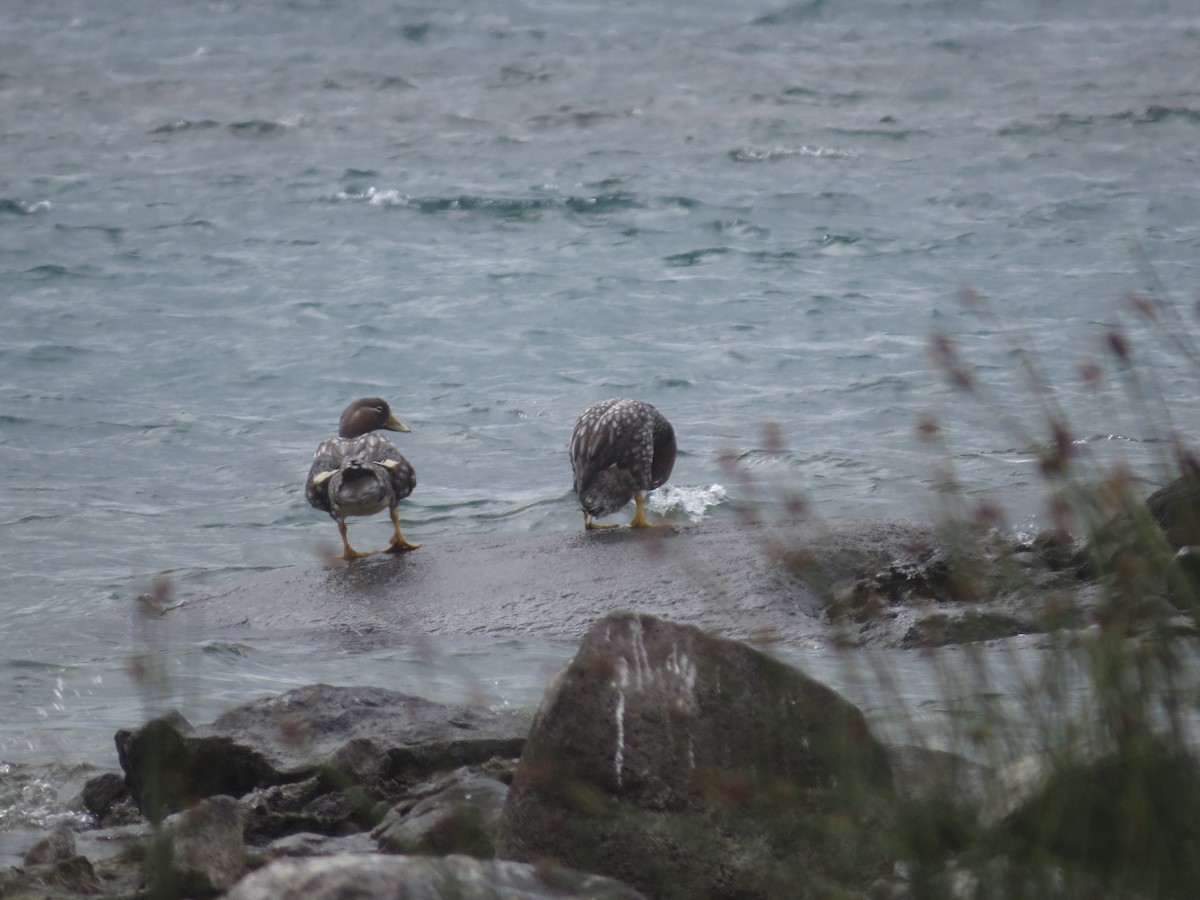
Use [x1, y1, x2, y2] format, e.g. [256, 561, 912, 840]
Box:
[373, 766, 510, 857]
[498, 611, 896, 899]
[21, 826, 76, 866]
[1147, 474, 1200, 550]
[165, 520, 953, 648]
[224, 854, 648, 900]
[149, 795, 247, 898]
[115, 684, 530, 821]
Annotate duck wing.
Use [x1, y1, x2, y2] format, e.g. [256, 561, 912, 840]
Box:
[350, 432, 416, 503]
[569, 399, 659, 497]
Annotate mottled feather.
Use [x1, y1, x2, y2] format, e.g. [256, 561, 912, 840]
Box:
[304, 397, 419, 557]
[569, 398, 676, 519]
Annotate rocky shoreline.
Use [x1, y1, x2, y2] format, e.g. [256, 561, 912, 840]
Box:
[4, 508, 1198, 898]
[7, 617, 978, 900]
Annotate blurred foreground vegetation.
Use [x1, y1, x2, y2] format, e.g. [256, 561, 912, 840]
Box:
[877, 285, 1200, 898]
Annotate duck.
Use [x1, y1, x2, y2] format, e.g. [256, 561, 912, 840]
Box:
[568, 398, 676, 530]
[305, 397, 420, 559]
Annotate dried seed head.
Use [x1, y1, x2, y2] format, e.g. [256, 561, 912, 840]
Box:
[1178, 446, 1200, 482]
[1078, 362, 1102, 388]
[1126, 292, 1158, 320]
[1038, 421, 1074, 479]
[761, 420, 784, 452]
[958, 286, 983, 308]
[916, 414, 940, 442]
[972, 500, 1005, 530]
[1047, 493, 1072, 532]
[1106, 329, 1131, 363]
[929, 331, 975, 392]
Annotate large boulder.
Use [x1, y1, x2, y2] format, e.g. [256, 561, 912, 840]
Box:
[115, 685, 530, 823]
[224, 854, 647, 900]
[497, 612, 896, 899]
[1147, 474, 1200, 550]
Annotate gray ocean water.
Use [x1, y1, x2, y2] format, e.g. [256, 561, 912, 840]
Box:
[2, 0, 1199, 841]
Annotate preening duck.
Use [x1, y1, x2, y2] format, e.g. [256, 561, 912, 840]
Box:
[305, 397, 420, 559]
[568, 398, 676, 530]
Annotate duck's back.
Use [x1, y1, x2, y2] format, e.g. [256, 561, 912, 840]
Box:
[569, 398, 674, 497]
[306, 433, 414, 514]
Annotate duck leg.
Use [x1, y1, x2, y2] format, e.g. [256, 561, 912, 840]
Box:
[337, 519, 376, 560]
[385, 506, 422, 552]
[584, 511, 619, 530]
[627, 492, 668, 529]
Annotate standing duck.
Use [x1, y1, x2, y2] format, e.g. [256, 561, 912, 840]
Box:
[305, 397, 420, 559]
[568, 398, 676, 530]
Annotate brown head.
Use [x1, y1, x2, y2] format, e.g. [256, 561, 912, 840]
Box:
[337, 397, 411, 438]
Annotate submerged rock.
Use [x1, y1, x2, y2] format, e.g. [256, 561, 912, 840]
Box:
[498, 611, 896, 899]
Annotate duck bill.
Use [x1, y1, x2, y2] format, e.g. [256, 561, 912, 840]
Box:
[383, 413, 411, 433]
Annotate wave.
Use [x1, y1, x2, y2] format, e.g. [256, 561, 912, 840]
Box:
[150, 118, 297, 138]
[0, 760, 95, 833]
[20, 265, 93, 281]
[663, 247, 730, 267]
[149, 119, 220, 134]
[999, 106, 1200, 137]
[0, 198, 50, 215]
[750, 0, 832, 26]
[227, 119, 293, 137]
[645, 484, 728, 522]
[729, 145, 856, 163]
[332, 187, 646, 218]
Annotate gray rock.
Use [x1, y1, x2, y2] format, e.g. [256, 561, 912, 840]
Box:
[22, 825, 76, 865]
[1147, 474, 1200, 550]
[260, 830, 377, 859]
[240, 775, 344, 843]
[0, 854, 102, 897]
[373, 767, 509, 857]
[78, 771, 140, 827]
[79, 519, 1082, 657]
[164, 520, 964, 649]
[148, 794, 246, 899]
[225, 853, 647, 900]
[498, 612, 896, 899]
[899, 609, 1033, 647]
[115, 684, 530, 820]
[886, 745, 991, 806]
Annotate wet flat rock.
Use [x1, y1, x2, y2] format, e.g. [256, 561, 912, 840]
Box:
[167, 520, 944, 647]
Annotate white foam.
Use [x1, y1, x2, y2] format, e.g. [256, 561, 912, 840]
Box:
[365, 187, 408, 207]
[332, 186, 410, 207]
[731, 145, 856, 162]
[645, 483, 727, 522]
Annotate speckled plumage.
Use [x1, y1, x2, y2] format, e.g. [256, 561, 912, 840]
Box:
[569, 398, 676, 527]
[306, 431, 416, 518]
[305, 397, 420, 558]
